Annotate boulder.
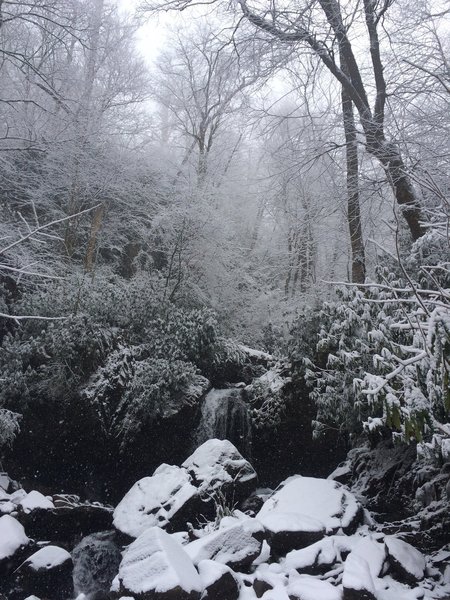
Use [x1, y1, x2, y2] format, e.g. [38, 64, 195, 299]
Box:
[185, 518, 264, 571]
[15, 545, 73, 599]
[258, 512, 325, 557]
[287, 573, 342, 600]
[0, 515, 30, 576]
[256, 475, 363, 554]
[252, 566, 287, 598]
[18, 491, 54, 513]
[20, 503, 113, 544]
[182, 439, 257, 504]
[385, 536, 426, 584]
[198, 560, 239, 600]
[342, 552, 376, 600]
[113, 464, 200, 538]
[113, 526, 202, 600]
[0, 473, 20, 495]
[351, 536, 386, 579]
[72, 531, 122, 599]
[283, 536, 354, 576]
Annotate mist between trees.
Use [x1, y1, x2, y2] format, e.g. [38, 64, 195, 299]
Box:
[0, 0, 449, 479]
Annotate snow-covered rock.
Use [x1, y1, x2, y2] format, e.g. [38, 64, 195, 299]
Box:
[182, 439, 257, 502]
[185, 519, 264, 571]
[258, 512, 325, 556]
[15, 545, 73, 599]
[198, 559, 239, 600]
[256, 476, 362, 555]
[23, 545, 71, 570]
[72, 531, 122, 598]
[113, 464, 199, 538]
[287, 572, 342, 600]
[342, 552, 376, 600]
[351, 536, 386, 579]
[0, 514, 30, 575]
[19, 490, 54, 513]
[0, 473, 20, 494]
[283, 536, 354, 575]
[113, 526, 203, 600]
[385, 536, 426, 584]
[252, 564, 287, 598]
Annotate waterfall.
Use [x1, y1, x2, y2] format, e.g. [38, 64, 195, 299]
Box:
[195, 388, 252, 458]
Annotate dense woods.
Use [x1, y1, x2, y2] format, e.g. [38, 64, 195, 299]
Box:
[0, 1, 449, 598]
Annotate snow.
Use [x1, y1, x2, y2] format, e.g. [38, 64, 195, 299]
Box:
[385, 536, 425, 581]
[19, 490, 55, 513]
[0, 474, 11, 492]
[24, 545, 71, 570]
[258, 512, 324, 534]
[9, 488, 27, 504]
[256, 476, 360, 533]
[441, 438, 450, 462]
[115, 526, 202, 596]
[342, 551, 375, 594]
[182, 439, 256, 496]
[185, 518, 263, 567]
[113, 464, 198, 538]
[238, 345, 274, 361]
[352, 535, 386, 579]
[287, 573, 342, 600]
[257, 370, 286, 393]
[198, 559, 235, 588]
[327, 463, 351, 481]
[0, 514, 29, 560]
[283, 536, 354, 572]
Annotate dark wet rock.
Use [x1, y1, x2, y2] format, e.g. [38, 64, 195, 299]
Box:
[72, 531, 122, 599]
[19, 503, 113, 546]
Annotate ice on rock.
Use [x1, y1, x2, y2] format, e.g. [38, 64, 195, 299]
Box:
[23, 545, 71, 570]
[257, 476, 361, 535]
[19, 490, 54, 513]
[113, 464, 199, 538]
[185, 518, 263, 570]
[114, 526, 202, 599]
[287, 572, 342, 600]
[385, 536, 425, 583]
[0, 514, 29, 560]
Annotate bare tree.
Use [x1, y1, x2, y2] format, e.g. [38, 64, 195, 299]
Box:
[143, 0, 428, 242]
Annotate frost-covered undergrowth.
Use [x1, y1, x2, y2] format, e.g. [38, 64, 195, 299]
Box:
[0, 438, 449, 600]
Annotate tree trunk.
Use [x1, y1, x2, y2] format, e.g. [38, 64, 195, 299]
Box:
[341, 87, 365, 283]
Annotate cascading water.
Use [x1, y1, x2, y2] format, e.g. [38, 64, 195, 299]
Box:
[195, 388, 252, 458]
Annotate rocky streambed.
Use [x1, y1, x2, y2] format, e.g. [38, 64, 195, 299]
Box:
[0, 439, 449, 600]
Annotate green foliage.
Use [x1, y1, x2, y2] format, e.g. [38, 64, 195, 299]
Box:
[0, 409, 21, 455]
[245, 378, 286, 430]
[115, 358, 201, 449]
[0, 267, 236, 456]
[289, 227, 450, 444]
